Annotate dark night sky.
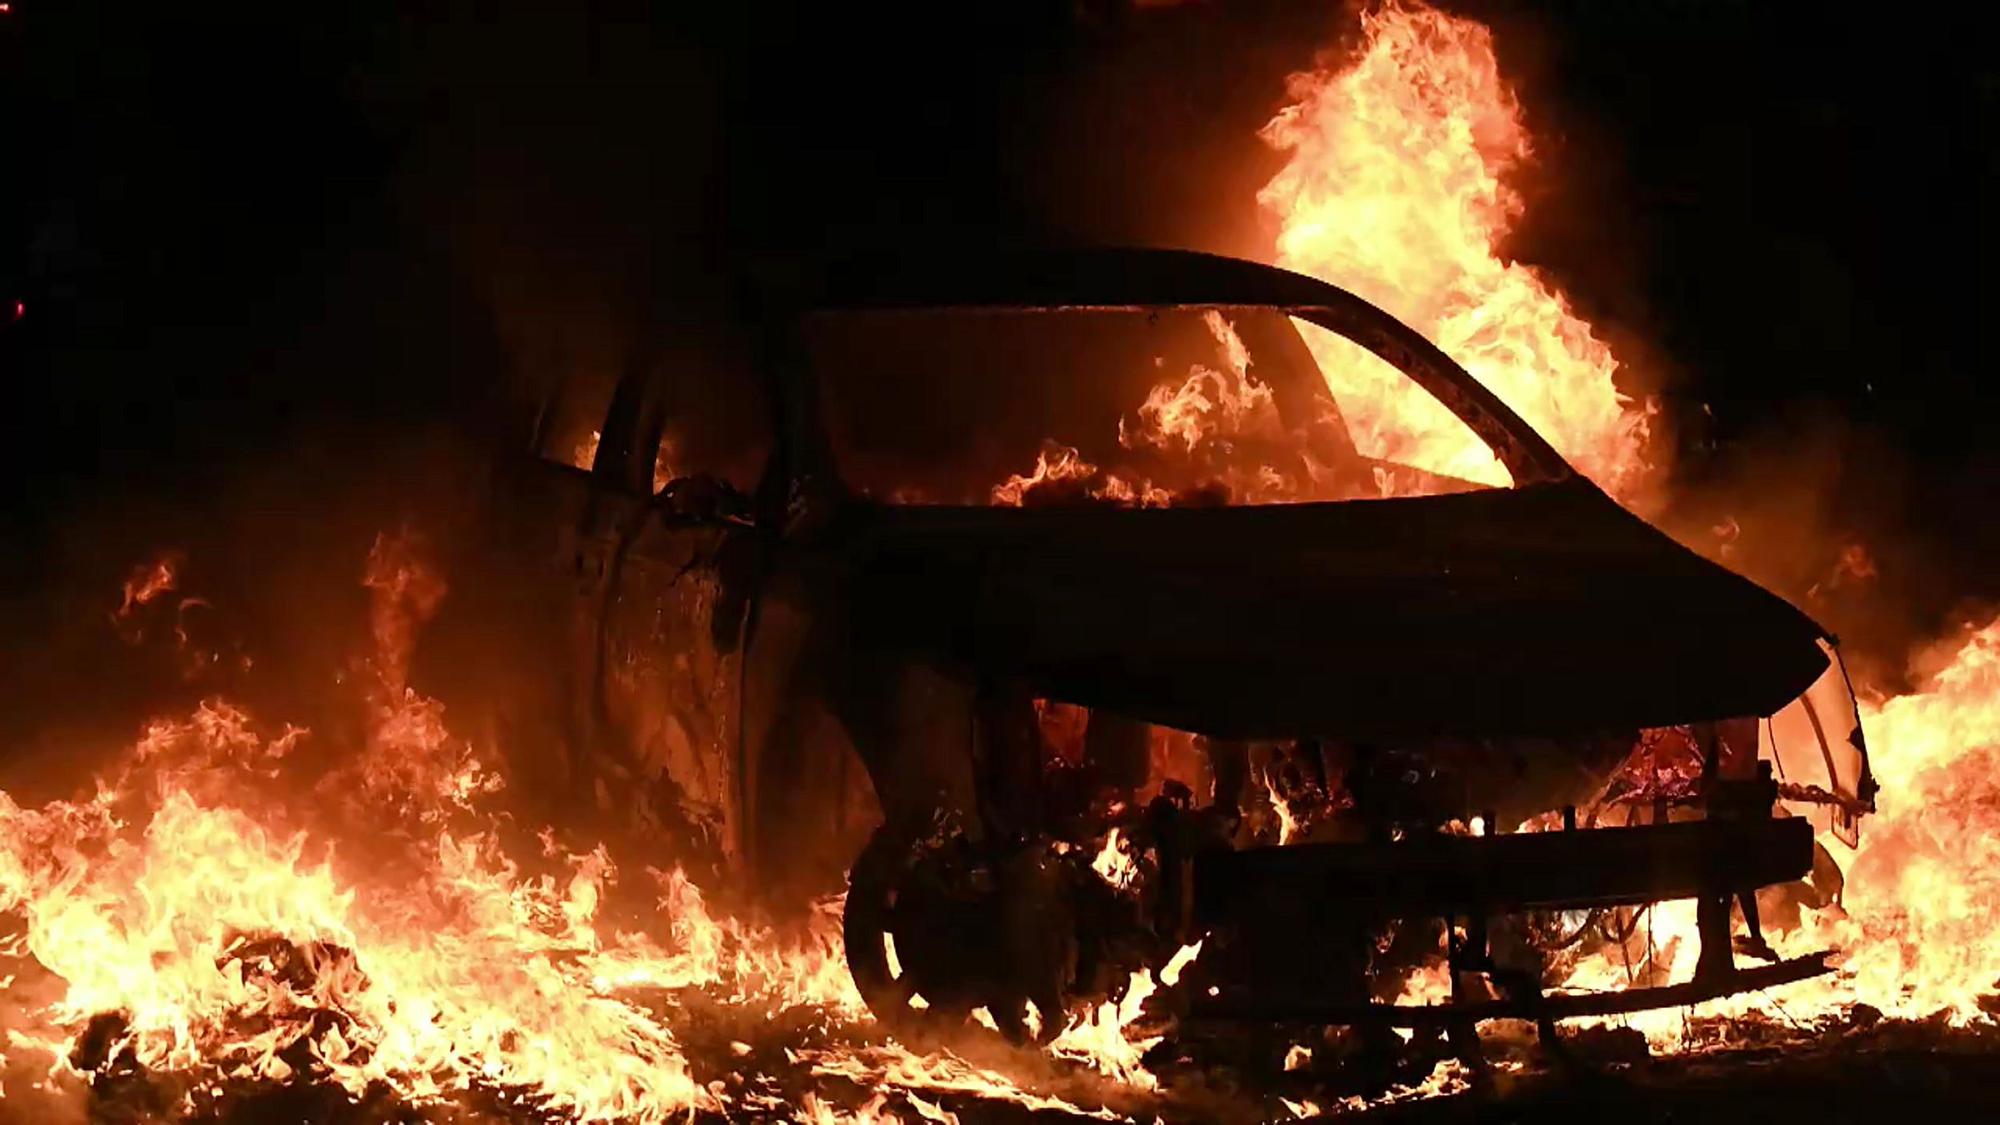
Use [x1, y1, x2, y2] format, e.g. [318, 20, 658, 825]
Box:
[0, 0, 1994, 654]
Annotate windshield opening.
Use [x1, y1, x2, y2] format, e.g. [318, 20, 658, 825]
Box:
[803, 306, 1513, 506]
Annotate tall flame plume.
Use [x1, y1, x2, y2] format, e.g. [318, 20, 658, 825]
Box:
[1260, 1, 1652, 502]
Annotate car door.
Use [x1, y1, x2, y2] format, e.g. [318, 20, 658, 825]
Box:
[524, 318, 789, 877]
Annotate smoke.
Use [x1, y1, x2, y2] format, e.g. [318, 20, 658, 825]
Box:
[1646, 402, 1963, 692]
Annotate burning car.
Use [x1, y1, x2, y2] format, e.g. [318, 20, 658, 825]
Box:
[501, 248, 1874, 1052]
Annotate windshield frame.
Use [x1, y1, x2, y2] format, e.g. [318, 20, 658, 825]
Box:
[758, 249, 1576, 513]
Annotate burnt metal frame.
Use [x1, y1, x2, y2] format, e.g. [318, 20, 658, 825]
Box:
[1192, 817, 1818, 919]
[1191, 766, 1828, 1060]
[755, 248, 1576, 513]
[716, 249, 1591, 879]
[563, 249, 1845, 1045]
[1195, 953, 1832, 1027]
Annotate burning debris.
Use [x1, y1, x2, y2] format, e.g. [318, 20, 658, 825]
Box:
[0, 535, 1211, 1124]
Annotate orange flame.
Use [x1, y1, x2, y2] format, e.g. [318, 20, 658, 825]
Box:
[990, 441, 1169, 509]
[1124, 312, 1275, 456]
[1048, 941, 1202, 1091]
[994, 314, 1315, 508]
[991, 442, 1107, 507]
[0, 543, 1224, 1121]
[1259, 1, 1652, 501]
[1829, 617, 2000, 1018]
[1529, 614, 2000, 1051]
[11, 1, 1994, 1116]
[1089, 828, 1141, 893]
[572, 429, 680, 495]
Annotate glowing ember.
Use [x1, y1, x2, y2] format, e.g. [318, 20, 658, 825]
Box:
[1090, 828, 1141, 893]
[570, 430, 680, 494]
[573, 428, 601, 471]
[1394, 961, 1454, 1008]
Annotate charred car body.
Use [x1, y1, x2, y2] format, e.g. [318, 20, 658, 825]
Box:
[491, 249, 1875, 1049]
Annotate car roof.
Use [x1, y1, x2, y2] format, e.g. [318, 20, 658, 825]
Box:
[785, 247, 1377, 312]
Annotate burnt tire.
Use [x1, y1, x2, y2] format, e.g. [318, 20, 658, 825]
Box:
[842, 825, 932, 1030]
[842, 825, 1076, 1041]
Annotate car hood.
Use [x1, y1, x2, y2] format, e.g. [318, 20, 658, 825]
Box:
[824, 478, 1829, 740]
